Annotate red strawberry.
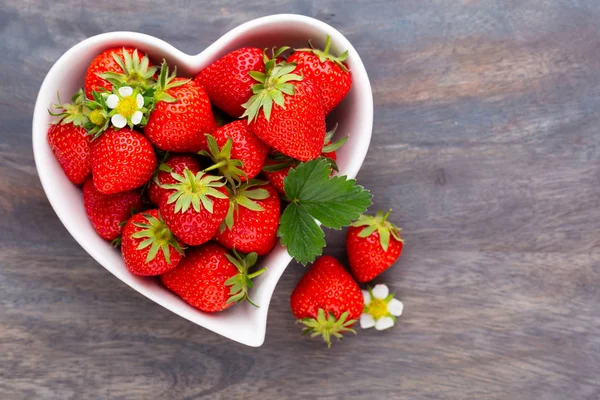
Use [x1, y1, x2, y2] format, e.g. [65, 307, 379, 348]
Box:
[290, 256, 364, 347]
[83, 177, 142, 241]
[261, 158, 288, 195]
[161, 243, 265, 312]
[200, 120, 268, 183]
[262, 125, 346, 195]
[145, 63, 216, 152]
[214, 181, 280, 255]
[195, 47, 265, 118]
[84, 47, 156, 98]
[90, 127, 156, 194]
[346, 210, 404, 282]
[159, 169, 229, 246]
[242, 53, 326, 162]
[47, 89, 91, 185]
[148, 154, 201, 206]
[288, 35, 352, 115]
[121, 209, 184, 276]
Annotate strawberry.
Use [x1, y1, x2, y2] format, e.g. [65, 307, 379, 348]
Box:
[288, 35, 352, 115]
[346, 210, 404, 283]
[144, 62, 216, 152]
[194, 47, 265, 118]
[161, 243, 265, 312]
[47, 89, 91, 185]
[121, 209, 184, 276]
[242, 51, 326, 162]
[262, 125, 347, 194]
[290, 256, 364, 347]
[84, 48, 156, 98]
[83, 177, 142, 242]
[148, 154, 201, 206]
[90, 127, 156, 194]
[159, 169, 229, 246]
[215, 181, 280, 255]
[200, 120, 268, 183]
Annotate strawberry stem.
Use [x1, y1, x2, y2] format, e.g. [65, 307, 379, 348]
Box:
[248, 268, 267, 279]
[323, 35, 331, 54]
[381, 209, 392, 224]
[185, 169, 198, 192]
[203, 160, 229, 173]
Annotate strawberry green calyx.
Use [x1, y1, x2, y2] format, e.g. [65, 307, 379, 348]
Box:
[296, 35, 349, 72]
[241, 47, 302, 123]
[220, 180, 270, 231]
[152, 60, 188, 104]
[199, 135, 247, 185]
[321, 124, 348, 154]
[131, 212, 184, 264]
[149, 151, 172, 187]
[352, 209, 404, 252]
[99, 48, 158, 91]
[162, 169, 228, 214]
[83, 90, 112, 138]
[48, 88, 89, 127]
[261, 154, 297, 173]
[224, 250, 266, 307]
[320, 124, 347, 172]
[299, 309, 357, 348]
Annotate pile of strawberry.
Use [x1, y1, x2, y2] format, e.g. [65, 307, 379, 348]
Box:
[47, 36, 405, 346]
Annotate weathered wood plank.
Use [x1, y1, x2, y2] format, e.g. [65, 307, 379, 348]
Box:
[2, 0, 600, 399]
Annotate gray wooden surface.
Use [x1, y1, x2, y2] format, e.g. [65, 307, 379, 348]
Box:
[2, 0, 600, 399]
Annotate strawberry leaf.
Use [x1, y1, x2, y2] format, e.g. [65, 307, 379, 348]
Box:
[278, 203, 325, 265]
[278, 159, 372, 264]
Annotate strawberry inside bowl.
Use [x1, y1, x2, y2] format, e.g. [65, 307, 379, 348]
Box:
[32, 14, 373, 347]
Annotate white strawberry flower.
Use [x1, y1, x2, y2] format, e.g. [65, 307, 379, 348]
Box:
[360, 284, 404, 331]
[106, 86, 145, 128]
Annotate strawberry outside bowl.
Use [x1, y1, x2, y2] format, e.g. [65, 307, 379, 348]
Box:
[31, 14, 373, 347]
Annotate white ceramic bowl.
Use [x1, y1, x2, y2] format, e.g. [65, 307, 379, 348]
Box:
[32, 14, 373, 347]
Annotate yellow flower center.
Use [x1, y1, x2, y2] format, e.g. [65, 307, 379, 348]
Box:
[89, 109, 106, 126]
[368, 299, 389, 320]
[116, 96, 137, 118]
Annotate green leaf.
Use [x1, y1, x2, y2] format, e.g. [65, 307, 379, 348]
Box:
[278, 159, 372, 263]
[285, 159, 371, 229]
[277, 203, 325, 265]
[302, 179, 371, 229]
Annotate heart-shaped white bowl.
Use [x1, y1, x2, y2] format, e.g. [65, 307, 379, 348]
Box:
[32, 14, 373, 347]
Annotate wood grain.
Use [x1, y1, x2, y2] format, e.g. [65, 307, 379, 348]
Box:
[2, 0, 600, 398]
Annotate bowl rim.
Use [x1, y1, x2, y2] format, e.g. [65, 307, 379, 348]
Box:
[32, 13, 373, 347]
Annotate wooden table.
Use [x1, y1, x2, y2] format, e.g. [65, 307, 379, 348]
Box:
[2, 1, 600, 398]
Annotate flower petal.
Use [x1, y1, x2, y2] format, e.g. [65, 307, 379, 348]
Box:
[119, 86, 133, 97]
[136, 93, 144, 108]
[360, 313, 375, 329]
[111, 114, 127, 128]
[372, 284, 389, 300]
[131, 110, 143, 125]
[375, 316, 394, 331]
[362, 290, 371, 306]
[387, 298, 404, 317]
[106, 94, 119, 109]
